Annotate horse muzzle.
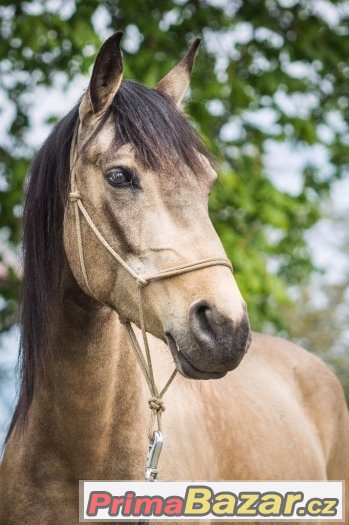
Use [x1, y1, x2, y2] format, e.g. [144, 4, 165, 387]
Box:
[166, 300, 251, 380]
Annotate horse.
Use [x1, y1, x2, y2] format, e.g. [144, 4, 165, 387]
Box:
[1, 32, 348, 525]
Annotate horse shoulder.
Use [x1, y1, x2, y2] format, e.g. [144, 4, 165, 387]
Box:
[0, 464, 4, 524]
[250, 332, 349, 477]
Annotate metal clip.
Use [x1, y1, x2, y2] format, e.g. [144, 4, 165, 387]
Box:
[145, 430, 163, 481]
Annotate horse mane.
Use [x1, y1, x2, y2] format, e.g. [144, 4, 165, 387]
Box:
[6, 80, 209, 442]
[5, 105, 79, 442]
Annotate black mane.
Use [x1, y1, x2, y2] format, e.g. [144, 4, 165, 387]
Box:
[6, 80, 209, 441]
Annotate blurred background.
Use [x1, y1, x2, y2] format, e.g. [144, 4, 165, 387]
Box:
[0, 0, 348, 442]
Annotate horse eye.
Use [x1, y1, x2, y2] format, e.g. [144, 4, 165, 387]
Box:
[105, 168, 133, 188]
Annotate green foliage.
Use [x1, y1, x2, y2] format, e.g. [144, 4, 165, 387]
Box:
[0, 0, 348, 333]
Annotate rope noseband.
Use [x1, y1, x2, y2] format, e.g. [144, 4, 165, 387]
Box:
[69, 125, 232, 478]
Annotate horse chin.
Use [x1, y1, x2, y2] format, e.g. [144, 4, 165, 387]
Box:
[166, 332, 228, 380]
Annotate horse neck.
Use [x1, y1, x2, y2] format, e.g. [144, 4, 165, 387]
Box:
[21, 269, 148, 480]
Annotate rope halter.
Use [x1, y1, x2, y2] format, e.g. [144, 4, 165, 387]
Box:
[68, 124, 233, 471]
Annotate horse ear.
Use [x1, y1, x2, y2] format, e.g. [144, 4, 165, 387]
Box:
[156, 37, 202, 108]
[79, 31, 123, 120]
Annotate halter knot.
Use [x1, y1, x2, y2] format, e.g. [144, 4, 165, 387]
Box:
[70, 191, 82, 202]
[148, 397, 165, 413]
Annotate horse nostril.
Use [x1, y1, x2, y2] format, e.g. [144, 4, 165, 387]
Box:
[189, 300, 216, 346]
[196, 304, 212, 333]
